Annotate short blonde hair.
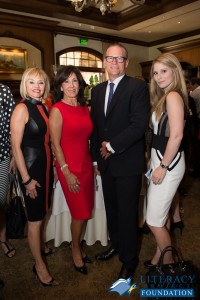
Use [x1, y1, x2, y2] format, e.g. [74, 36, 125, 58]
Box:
[20, 67, 50, 99]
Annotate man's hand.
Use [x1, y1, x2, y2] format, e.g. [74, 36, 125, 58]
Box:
[100, 141, 111, 160]
[93, 165, 100, 177]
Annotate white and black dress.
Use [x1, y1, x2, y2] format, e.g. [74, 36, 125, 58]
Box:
[146, 107, 185, 227]
[0, 84, 15, 207]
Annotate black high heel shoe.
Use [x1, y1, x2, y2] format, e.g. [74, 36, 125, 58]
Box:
[32, 265, 58, 287]
[70, 242, 88, 274]
[144, 259, 157, 268]
[170, 221, 184, 235]
[73, 263, 88, 275]
[69, 242, 93, 264]
[82, 255, 93, 264]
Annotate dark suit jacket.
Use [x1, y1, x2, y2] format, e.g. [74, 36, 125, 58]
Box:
[90, 75, 150, 177]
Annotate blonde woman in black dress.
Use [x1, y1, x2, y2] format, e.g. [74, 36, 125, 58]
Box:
[11, 68, 58, 286]
[145, 53, 188, 266]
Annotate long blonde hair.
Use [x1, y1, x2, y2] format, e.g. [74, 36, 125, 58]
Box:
[150, 53, 188, 121]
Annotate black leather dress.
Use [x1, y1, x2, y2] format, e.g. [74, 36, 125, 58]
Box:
[18, 97, 53, 221]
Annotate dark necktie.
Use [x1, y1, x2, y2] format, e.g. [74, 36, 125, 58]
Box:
[106, 82, 114, 113]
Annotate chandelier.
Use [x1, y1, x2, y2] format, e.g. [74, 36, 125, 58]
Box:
[70, 0, 118, 15]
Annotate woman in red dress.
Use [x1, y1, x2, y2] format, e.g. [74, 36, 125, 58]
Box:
[49, 66, 94, 275]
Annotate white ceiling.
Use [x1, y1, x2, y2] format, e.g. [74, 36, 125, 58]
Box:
[0, 0, 200, 43]
[61, 0, 200, 42]
[126, 2, 200, 42]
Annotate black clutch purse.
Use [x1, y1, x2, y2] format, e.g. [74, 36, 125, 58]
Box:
[6, 174, 27, 239]
[146, 246, 200, 299]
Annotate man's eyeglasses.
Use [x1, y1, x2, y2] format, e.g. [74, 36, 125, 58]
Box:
[105, 56, 127, 63]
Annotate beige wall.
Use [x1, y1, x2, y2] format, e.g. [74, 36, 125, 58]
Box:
[55, 35, 103, 56]
[123, 43, 149, 77]
[55, 35, 149, 78]
[56, 35, 200, 78]
[1, 33, 199, 84]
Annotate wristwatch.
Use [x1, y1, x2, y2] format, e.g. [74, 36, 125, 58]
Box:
[160, 161, 169, 170]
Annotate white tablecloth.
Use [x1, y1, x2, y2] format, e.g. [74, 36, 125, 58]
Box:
[45, 175, 109, 247]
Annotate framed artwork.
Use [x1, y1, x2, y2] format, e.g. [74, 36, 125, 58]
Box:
[0, 47, 27, 73]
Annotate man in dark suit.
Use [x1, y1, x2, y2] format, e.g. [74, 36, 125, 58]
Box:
[90, 43, 150, 280]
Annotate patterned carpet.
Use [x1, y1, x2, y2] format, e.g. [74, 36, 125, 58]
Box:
[0, 176, 199, 300]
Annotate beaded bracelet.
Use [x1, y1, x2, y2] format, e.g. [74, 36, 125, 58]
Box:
[23, 177, 32, 186]
[60, 163, 68, 172]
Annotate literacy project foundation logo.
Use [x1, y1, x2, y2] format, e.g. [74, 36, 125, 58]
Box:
[109, 274, 196, 297]
[109, 277, 137, 296]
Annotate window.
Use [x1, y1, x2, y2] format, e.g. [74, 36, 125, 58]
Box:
[57, 47, 105, 98]
[60, 51, 102, 68]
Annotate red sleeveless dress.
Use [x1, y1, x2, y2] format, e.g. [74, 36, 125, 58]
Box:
[53, 102, 94, 220]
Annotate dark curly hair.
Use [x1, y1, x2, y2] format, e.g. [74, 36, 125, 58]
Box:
[51, 65, 86, 105]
